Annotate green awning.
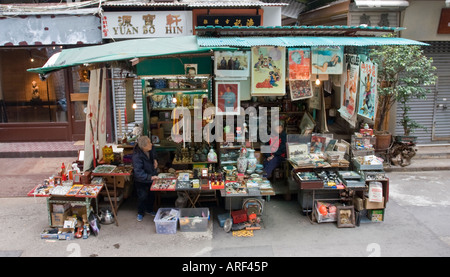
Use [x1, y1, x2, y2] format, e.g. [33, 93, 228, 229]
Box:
[28, 36, 233, 75]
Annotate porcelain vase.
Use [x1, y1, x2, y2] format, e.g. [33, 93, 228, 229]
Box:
[237, 152, 248, 173]
[246, 149, 257, 174]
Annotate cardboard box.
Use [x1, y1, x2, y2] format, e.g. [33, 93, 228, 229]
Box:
[104, 175, 129, 188]
[52, 203, 71, 213]
[40, 228, 59, 240]
[354, 197, 364, 211]
[71, 205, 87, 218]
[51, 210, 71, 227]
[368, 209, 384, 222]
[58, 228, 75, 240]
[63, 217, 77, 229]
[365, 197, 385, 210]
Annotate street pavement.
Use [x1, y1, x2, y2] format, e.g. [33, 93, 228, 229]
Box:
[0, 156, 450, 258]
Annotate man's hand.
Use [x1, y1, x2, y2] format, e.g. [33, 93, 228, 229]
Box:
[267, 155, 273, 161]
[154, 160, 158, 169]
[151, 176, 158, 181]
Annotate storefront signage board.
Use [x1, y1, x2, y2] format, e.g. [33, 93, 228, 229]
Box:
[102, 11, 193, 39]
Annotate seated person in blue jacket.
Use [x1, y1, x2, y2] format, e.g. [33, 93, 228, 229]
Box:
[263, 121, 287, 179]
[133, 136, 159, 222]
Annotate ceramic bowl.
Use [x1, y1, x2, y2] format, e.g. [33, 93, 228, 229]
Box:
[256, 164, 264, 169]
[255, 169, 263, 174]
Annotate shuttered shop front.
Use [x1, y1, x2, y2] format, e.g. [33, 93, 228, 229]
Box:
[395, 41, 450, 144]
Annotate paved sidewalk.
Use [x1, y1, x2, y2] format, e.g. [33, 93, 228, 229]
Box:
[0, 141, 83, 158]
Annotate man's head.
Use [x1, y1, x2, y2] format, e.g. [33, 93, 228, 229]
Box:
[138, 136, 152, 152]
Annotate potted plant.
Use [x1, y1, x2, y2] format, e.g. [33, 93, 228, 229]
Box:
[370, 35, 437, 147]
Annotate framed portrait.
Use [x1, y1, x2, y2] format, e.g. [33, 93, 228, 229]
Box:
[288, 48, 311, 80]
[310, 135, 326, 154]
[251, 46, 286, 96]
[289, 80, 313, 101]
[337, 206, 355, 228]
[215, 82, 240, 115]
[311, 46, 344, 75]
[184, 64, 197, 77]
[214, 51, 250, 78]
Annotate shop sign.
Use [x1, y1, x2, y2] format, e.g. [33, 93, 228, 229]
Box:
[438, 8, 450, 34]
[102, 11, 193, 39]
[197, 15, 261, 27]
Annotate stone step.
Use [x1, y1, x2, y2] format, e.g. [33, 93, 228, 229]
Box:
[415, 144, 450, 159]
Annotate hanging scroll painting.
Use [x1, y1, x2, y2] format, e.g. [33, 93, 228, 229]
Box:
[311, 46, 344, 75]
[290, 80, 313, 101]
[288, 48, 311, 80]
[251, 46, 286, 96]
[339, 54, 360, 126]
[358, 60, 378, 121]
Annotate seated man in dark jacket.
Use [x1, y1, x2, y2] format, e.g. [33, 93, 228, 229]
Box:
[263, 121, 287, 179]
[132, 136, 158, 222]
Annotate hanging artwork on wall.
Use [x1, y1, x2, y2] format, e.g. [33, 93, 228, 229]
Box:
[214, 51, 250, 78]
[308, 83, 322, 110]
[290, 80, 312, 101]
[358, 60, 378, 121]
[339, 54, 360, 127]
[251, 46, 286, 96]
[215, 82, 240, 115]
[288, 48, 311, 80]
[311, 46, 344, 75]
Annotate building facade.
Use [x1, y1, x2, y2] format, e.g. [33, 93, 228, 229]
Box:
[0, 2, 102, 142]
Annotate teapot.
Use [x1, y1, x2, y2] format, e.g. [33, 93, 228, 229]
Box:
[99, 209, 115, 225]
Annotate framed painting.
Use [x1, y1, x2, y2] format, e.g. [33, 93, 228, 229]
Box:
[299, 111, 315, 135]
[215, 82, 240, 115]
[288, 48, 311, 80]
[251, 46, 286, 96]
[286, 143, 309, 160]
[214, 51, 250, 78]
[337, 206, 355, 228]
[311, 46, 344, 75]
[290, 80, 312, 101]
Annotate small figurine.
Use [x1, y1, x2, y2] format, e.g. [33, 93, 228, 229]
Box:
[102, 146, 114, 164]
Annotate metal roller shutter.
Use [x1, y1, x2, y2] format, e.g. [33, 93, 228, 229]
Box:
[111, 68, 143, 143]
[395, 41, 450, 144]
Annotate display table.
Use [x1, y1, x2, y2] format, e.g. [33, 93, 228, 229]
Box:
[91, 165, 133, 226]
[28, 182, 103, 227]
[150, 178, 218, 208]
[150, 174, 275, 209]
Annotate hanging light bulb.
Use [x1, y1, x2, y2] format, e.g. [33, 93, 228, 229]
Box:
[172, 97, 177, 104]
[315, 75, 320, 86]
[132, 99, 137, 109]
[30, 58, 34, 62]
